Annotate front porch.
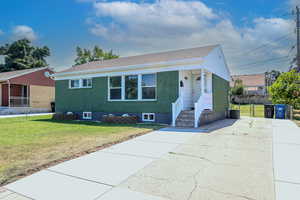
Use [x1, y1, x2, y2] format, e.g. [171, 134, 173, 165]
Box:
[0, 83, 30, 107]
[172, 69, 213, 128]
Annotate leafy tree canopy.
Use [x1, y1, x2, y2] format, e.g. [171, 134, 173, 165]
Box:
[230, 79, 244, 96]
[269, 70, 300, 107]
[265, 70, 281, 86]
[74, 46, 119, 66]
[0, 39, 50, 72]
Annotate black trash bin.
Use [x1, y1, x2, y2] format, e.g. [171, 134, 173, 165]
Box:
[50, 102, 55, 113]
[229, 110, 240, 119]
[264, 104, 274, 118]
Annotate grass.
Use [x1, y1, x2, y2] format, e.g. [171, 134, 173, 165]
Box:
[231, 104, 300, 127]
[230, 104, 264, 118]
[0, 115, 164, 185]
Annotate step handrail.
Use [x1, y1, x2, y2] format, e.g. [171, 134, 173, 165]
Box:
[194, 93, 213, 128]
[172, 96, 183, 126]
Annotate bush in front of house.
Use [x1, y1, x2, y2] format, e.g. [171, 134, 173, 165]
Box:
[52, 112, 79, 120]
[102, 114, 138, 124]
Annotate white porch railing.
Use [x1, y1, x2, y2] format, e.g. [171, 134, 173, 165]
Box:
[9, 96, 30, 107]
[172, 96, 183, 126]
[194, 93, 213, 128]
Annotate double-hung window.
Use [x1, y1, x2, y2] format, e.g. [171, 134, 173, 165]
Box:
[108, 73, 156, 101]
[125, 75, 138, 100]
[70, 80, 80, 89]
[142, 74, 156, 99]
[69, 79, 92, 89]
[109, 76, 122, 100]
[82, 79, 92, 88]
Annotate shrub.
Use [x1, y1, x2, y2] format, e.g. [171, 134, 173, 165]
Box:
[102, 115, 138, 124]
[52, 113, 79, 120]
[269, 70, 300, 107]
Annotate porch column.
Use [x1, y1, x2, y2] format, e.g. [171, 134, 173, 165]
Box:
[201, 69, 205, 95]
[8, 80, 11, 107]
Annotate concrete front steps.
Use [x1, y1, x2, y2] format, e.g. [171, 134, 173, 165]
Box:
[175, 110, 195, 128]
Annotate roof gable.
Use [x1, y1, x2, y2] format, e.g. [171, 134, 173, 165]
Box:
[0, 67, 47, 81]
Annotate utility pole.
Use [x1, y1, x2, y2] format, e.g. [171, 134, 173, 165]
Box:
[296, 6, 300, 72]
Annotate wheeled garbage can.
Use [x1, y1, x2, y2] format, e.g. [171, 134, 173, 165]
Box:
[275, 104, 286, 119]
[264, 104, 274, 118]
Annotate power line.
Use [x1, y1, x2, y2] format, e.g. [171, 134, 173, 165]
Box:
[234, 56, 290, 68]
[230, 33, 294, 57]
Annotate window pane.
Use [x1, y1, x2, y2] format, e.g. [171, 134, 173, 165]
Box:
[125, 75, 138, 99]
[110, 89, 121, 99]
[142, 74, 156, 86]
[87, 79, 92, 87]
[110, 76, 121, 87]
[142, 87, 156, 99]
[149, 114, 154, 121]
[71, 80, 80, 88]
[82, 79, 86, 87]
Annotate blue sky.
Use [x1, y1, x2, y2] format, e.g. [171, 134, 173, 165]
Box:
[0, 0, 298, 74]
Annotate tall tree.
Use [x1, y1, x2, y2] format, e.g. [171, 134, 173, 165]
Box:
[269, 70, 300, 107]
[265, 70, 281, 87]
[74, 46, 119, 66]
[230, 79, 244, 96]
[0, 39, 50, 72]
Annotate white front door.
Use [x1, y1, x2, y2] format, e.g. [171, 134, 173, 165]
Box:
[179, 71, 193, 110]
[192, 72, 201, 103]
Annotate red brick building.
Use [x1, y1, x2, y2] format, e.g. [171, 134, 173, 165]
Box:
[0, 67, 55, 110]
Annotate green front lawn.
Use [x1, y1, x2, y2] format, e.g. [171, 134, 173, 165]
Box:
[0, 115, 164, 185]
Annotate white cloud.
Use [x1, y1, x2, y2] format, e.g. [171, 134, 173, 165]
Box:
[12, 25, 37, 41]
[289, 0, 300, 7]
[0, 29, 4, 35]
[87, 0, 295, 74]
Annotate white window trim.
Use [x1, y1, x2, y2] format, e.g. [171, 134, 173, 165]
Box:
[69, 79, 81, 89]
[108, 73, 157, 101]
[69, 79, 92, 89]
[108, 76, 122, 100]
[142, 113, 155, 122]
[83, 112, 92, 120]
[82, 79, 93, 88]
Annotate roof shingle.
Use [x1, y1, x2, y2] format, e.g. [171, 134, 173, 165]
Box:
[59, 45, 219, 74]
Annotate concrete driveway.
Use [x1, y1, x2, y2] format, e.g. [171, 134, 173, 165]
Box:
[1, 117, 299, 200]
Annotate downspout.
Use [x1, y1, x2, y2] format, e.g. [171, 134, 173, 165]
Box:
[7, 80, 10, 107]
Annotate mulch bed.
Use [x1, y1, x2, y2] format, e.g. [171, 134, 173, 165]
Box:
[0, 129, 154, 187]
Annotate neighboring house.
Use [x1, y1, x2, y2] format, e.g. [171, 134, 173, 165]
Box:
[53, 45, 230, 127]
[0, 67, 55, 113]
[231, 73, 266, 95]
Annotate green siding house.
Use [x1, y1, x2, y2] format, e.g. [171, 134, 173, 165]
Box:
[54, 45, 230, 127]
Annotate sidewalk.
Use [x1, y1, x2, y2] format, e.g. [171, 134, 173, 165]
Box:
[272, 119, 300, 200]
[0, 113, 53, 119]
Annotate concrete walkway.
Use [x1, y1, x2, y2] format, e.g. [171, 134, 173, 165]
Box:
[1, 117, 299, 200]
[0, 113, 53, 119]
[272, 119, 300, 200]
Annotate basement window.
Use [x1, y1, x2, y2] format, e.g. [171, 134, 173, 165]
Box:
[83, 112, 92, 120]
[142, 113, 155, 122]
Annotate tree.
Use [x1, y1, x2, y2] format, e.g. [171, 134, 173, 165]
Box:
[230, 79, 244, 96]
[265, 70, 281, 87]
[269, 70, 300, 107]
[0, 39, 50, 72]
[74, 46, 119, 66]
